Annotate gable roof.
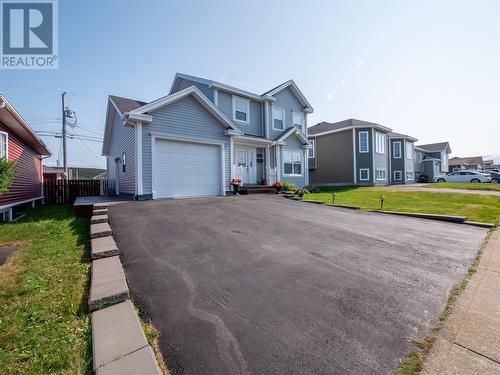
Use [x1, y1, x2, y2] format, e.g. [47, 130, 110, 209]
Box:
[169, 73, 313, 112]
[308, 118, 392, 136]
[415, 142, 451, 154]
[0, 93, 50, 156]
[387, 131, 418, 142]
[273, 126, 310, 145]
[262, 80, 313, 112]
[127, 85, 242, 133]
[109, 95, 146, 115]
[449, 156, 484, 166]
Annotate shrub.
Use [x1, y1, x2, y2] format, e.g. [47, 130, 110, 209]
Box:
[0, 157, 16, 194]
[303, 184, 319, 193]
[281, 181, 297, 192]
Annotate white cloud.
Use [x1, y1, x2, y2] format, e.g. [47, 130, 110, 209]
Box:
[326, 92, 335, 101]
[357, 61, 364, 68]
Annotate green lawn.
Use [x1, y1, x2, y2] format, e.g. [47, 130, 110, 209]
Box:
[0, 205, 91, 375]
[304, 187, 500, 223]
[424, 182, 500, 191]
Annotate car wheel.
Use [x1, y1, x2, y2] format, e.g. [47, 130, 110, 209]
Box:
[471, 178, 480, 183]
[436, 178, 445, 183]
[492, 178, 499, 183]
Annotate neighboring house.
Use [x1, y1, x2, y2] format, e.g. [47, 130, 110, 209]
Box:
[413, 142, 452, 182]
[484, 159, 500, 171]
[102, 73, 313, 199]
[387, 132, 418, 184]
[308, 119, 393, 186]
[448, 156, 484, 172]
[0, 93, 51, 221]
[43, 166, 107, 180]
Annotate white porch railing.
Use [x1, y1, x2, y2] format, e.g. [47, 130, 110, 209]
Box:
[266, 167, 277, 186]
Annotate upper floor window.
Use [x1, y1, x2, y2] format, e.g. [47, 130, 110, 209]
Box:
[122, 152, 126, 173]
[359, 131, 369, 153]
[375, 132, 386, 154]
[308, 139, 315, 158]
[272, 106, 285, 131]
[0, 132, 7, 159]
[393, 141, 401, 159]
[292, 111, 305, 132]
[406, 142, 413, 160]
[232, 96, 250, 124]
[283, 150, 303, 176]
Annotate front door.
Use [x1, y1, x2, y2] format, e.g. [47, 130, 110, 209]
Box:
[235, 148, 256, 184]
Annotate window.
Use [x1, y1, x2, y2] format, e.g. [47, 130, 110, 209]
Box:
[308, 139, 315, 158]
[122, 153, 126, 173]
[359, 168, 370, 181]
[0, 132, 7, 159]
[394, 170, 402, 181]
[375, 132, 386, 154]
[393, 141, 401, 159]
[283, 150, 303, 176]
[232, 96, 250, 123]
[376, 169, 386, 180]
[406, 171, 414, 180]
[272, 106, 285, 130]
[359, 131, 369, 153]
[292, 111, 305, 132]
[406, 142, 413, 159]
[416, 152, 423, 163]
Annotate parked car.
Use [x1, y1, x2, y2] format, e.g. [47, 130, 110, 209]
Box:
[489, 170, 500, 183]
[433, 171, 491, 183]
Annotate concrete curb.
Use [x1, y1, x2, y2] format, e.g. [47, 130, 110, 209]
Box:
[464, 221, 496, 229]
[93, 209, 108, 216]
[325, 203, 361, 210]
[301, 200, 324, 204]
[91, 214, 109, 224]
[88, 204, 163, 374]
[375, 210, 467, 223]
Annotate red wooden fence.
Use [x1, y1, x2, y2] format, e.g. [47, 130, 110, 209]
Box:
[43, 179, 115, 204]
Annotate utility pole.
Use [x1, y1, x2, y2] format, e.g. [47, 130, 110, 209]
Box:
[61, 92, 68, 178]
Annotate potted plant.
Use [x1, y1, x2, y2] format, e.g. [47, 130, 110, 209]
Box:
[272, 181, 282, 193]
[231, 178, 241, 195]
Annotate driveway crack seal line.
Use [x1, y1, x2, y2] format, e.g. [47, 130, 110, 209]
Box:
[89, 203, 164, 374]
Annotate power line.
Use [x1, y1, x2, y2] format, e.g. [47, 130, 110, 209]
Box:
[0, 81, 102, 103]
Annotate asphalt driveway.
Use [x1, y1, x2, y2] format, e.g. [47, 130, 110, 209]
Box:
[109, 195, 487, 375]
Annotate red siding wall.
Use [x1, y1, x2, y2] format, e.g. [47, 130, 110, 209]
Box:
[0, 122, 42, 206]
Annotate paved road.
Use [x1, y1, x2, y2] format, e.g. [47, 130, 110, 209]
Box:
[109, 195, 487, 375]
[387, 184, 500, 196]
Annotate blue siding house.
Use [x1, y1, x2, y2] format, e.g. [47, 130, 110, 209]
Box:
[102, 73, 313, 199]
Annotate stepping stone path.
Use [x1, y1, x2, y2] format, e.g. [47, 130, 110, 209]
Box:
[88, 203, 162, 374]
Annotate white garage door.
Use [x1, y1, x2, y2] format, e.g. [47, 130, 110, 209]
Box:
[154, 139, 221, 198]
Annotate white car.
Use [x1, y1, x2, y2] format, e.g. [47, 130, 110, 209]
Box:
[433, 171, 491, 183]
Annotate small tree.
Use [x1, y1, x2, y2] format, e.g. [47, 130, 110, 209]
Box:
[0, 158, 16, 194]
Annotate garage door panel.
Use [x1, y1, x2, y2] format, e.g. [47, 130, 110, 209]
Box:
[155, 139, 221, 198]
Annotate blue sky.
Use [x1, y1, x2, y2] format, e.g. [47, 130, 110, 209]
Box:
[1, 0, 499, 168]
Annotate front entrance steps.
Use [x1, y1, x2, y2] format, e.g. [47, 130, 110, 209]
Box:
[239, 185, 275, 195]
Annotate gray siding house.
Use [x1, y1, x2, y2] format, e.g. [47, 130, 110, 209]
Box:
[102, 73, 313, 199]
[413, 142, 452, 182]
[308, 119, 392, 186]
[387, 132, 418, 184]
[448, 156, 484, 172]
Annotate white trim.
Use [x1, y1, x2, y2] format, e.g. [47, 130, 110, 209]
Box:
[304, 148, 309, 185]
[312, 124, 392, 138]
[375, 132, 386, 154]
[135, 122, 143, 195]
[0, 196, 43, 212]
[376, 169, 387, 181]
[308, 139, 315, 158]
[272, 105, 286, 131]
[213, 88, 218, 107]
[359, 168, 370, 181]
[371, 128, 375, 181]
[393, 141, 402, 159]
[151, 133, 226, 199]
[358, 131, 369, 153]
[393, 170, 402, 181]
[352, 128, 357, 183]
[232, 95, 250, 124]
[128, 86, 243, 134]
[282, 149, 304, 177]
[264, 80, 314, 112]
[406, 141, 414, 160]
[406, 170, 414, 181]
[273, 126, 310, 145]
[264, 101, 270, 139]
[292, 110, 305, 133]
[0, 131, 8, 159]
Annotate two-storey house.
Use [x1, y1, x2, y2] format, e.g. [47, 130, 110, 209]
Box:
[102, 73, 313, 199]
[413, 142, 452, 182]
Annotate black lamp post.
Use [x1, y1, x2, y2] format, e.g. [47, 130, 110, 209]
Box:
[332, 192, 337, 204]
[380, 195, 385, 210]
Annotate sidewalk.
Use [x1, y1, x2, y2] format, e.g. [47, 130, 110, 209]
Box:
[421, 228, 500, 374]
[387, 184, 500, 196]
